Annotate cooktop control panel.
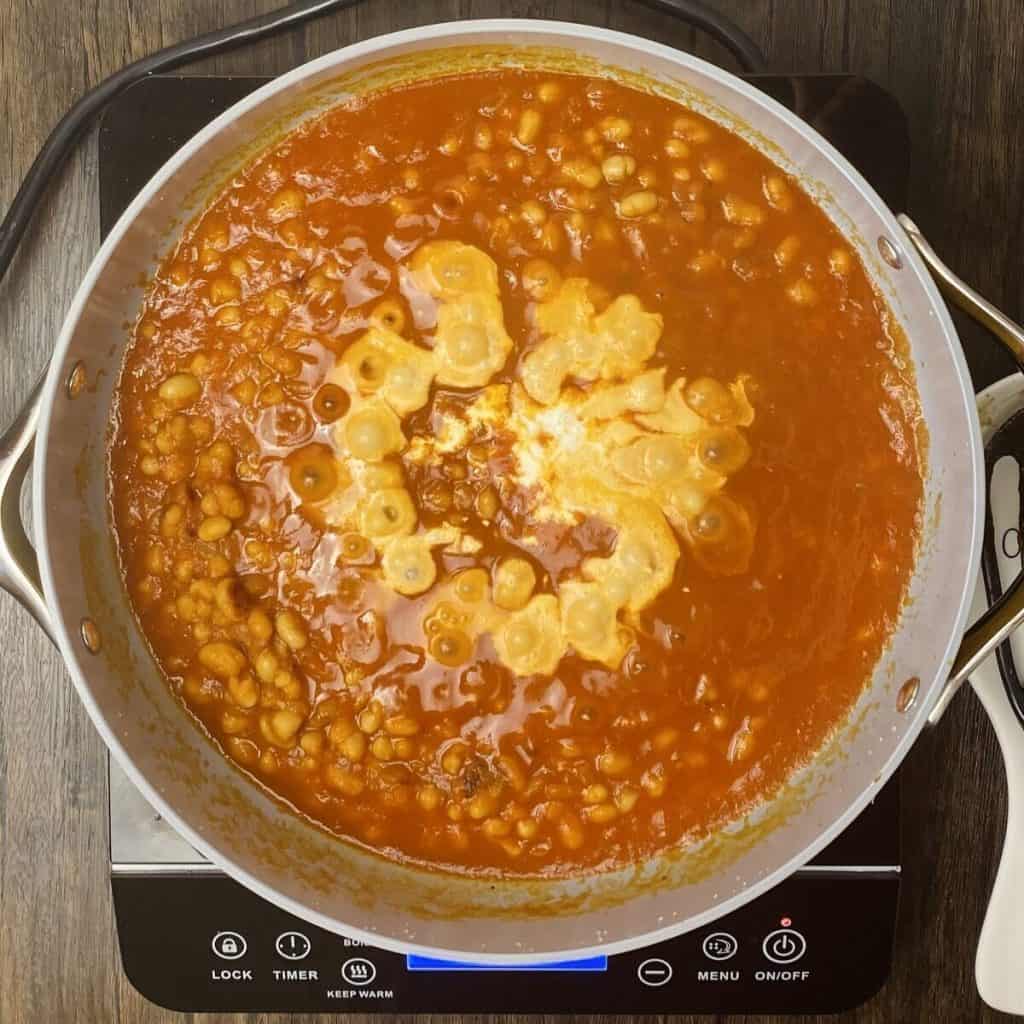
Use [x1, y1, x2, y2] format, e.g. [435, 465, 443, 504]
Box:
[113, 871, 896, 1014]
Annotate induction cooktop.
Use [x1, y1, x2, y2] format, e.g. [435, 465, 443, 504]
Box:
[97, 70, 912, 1015]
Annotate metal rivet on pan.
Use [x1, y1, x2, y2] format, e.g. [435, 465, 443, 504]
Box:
[896, 676, 920, 713]
[877, 236, 903, 269]
[81, 618, 102, 654]
[66, 362, 87, 399]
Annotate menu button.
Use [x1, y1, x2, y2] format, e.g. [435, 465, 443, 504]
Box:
[702, 932, 739, 961]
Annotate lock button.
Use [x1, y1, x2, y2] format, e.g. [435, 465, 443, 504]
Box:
[212, 931, 248, 960]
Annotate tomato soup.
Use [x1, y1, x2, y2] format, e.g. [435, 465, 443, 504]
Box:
[109, 71, 923, 877]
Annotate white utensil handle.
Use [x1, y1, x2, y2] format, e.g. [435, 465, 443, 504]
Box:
[972, 454, 1024, 1015]
[974, 668, 1024, 1013]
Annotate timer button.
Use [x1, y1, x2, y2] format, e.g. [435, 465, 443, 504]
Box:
[762, 928, 807, 964]
[276, 931, 312, 960]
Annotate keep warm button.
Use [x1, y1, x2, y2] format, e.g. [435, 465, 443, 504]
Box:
[762, 928, 807, 965]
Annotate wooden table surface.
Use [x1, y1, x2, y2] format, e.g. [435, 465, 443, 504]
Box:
[1, 1, 1022, 1021]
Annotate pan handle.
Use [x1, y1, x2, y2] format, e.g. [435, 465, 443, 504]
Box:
[0, 377, 56, 645]
[898, 214, 1024, 725]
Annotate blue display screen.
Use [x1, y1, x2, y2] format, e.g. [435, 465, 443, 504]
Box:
[406, 954, 608, 972]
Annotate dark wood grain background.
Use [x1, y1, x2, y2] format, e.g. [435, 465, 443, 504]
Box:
[1, 1, 1022, 1021]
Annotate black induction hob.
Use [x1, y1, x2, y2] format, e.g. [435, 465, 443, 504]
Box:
[100, 72, 907, 1015]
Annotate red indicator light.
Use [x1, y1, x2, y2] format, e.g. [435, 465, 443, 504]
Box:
[780, 917, 792, 928]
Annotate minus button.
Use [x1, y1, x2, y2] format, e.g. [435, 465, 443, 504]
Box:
[637, 958, 673, 987]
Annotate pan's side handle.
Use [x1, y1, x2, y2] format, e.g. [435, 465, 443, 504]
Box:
[898, 214, 1024, 725]
[0, 377, 56, 644]
[899, 215, 1024, 364]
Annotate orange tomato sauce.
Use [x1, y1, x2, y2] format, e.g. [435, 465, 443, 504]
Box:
[109, 71, 923, 877]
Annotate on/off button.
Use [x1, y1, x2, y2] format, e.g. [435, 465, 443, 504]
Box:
[762, 928, 807, 964]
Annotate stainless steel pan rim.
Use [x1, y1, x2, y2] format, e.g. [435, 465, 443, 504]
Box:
[14, 19, 986, 961]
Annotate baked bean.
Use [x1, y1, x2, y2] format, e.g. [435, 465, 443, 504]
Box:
[209, 278, 240, 304]
[786, 279, 818, 306]
[198, 516, 231, 542]
[642, 769, 667, 797]
[516, 818, 539, 840]
[537, 81, 561, 104]
[599, 116, 632, 142]
[601, 153, 636, 183]
[561, 159, 602, 189]
[598, 750, 632, 777]
[221, 709, 251, 735]
[254, 648, 279, 683]
[700, 156, 727, 182]
[247, 608, 273, 642]
[158, 373, 201, 408]
[672, 115, 711, 143]
[763, 174, 793, 211]
[721, 195, 764, 227]
[358, 706, 383, 735]
[521, 258, 562, 301]
[232, 379, 257, 405]
[520, 200, 547, 226]
[325, 765, 365, 796]
[557, 814, 585, 850]
[829, 247, 852, 275]
[385, 715, 420, 737]
[214, 578, 245, 620]
[417, 784, 443, 811]
[198, 642, 247, 678]
[664, 137, 690, 159]
[617, 191, 658, 218]
[275, 610, 308, 651]
[687, 250, 724, 274]
[340, 730, 367, 761]
[585, 803, 617, 824]
[227, 674, 260, 709]
[441, 744, 465, 776]
[516, 109, 542, 146]
[474, 123, 493, 151]
[468, 791, 497, 819]
[268, 187, 306, 221]
[300, 731, 324, 756]
[775, 234, 801, 267]
[615, 787, 640, 813]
